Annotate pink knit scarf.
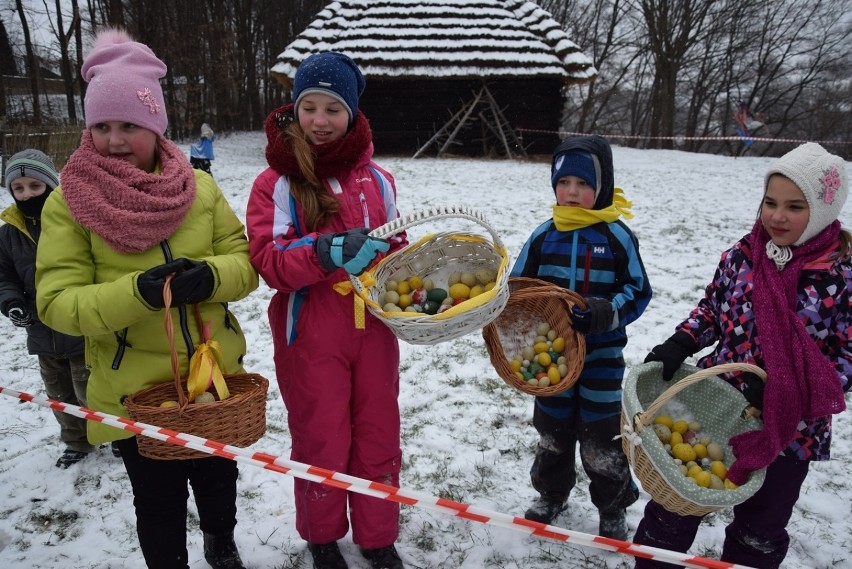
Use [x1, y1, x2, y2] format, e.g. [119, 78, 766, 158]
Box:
[61, 130, 196, 254]
[726, 220, 846, 484]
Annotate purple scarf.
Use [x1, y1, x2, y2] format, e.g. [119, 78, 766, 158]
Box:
[61, 130, 196, 254]
[726, 220, 847, 484]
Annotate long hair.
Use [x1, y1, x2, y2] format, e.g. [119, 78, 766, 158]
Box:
[284, 122, 339, 232]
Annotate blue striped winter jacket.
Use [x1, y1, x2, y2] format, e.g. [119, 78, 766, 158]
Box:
[511, 218, 652, 419]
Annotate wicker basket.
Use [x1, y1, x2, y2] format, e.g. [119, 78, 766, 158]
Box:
[482, 277, 586, 396]
[350, 206, 510, 345]
[621, 362, 767, 516]
[124, 280, 268, 460]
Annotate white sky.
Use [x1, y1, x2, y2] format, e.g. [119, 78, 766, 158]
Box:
[0, 132, 850, 568]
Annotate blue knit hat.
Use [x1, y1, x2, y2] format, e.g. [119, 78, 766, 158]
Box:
[293, 52, 365, 125]
[551, 150, 600, 196]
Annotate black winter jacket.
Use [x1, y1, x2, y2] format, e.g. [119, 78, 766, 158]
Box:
[0, 205, 84, 357]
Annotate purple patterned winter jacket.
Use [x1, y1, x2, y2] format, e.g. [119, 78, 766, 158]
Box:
[678, 235, 852, 461]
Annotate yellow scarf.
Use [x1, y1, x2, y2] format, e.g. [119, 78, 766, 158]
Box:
[551, 187, 634, 231]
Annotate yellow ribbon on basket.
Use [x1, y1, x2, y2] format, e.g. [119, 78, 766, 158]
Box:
[333, 272, 377, 329]
[187, 320, 230, 402]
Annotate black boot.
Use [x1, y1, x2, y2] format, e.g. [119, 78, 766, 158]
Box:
[203, 531, 246, 569]
[599, 508, 628, 540]
[360, 544, 404, 569]
[523, 497, 567, 524]
[307, 541, 348, 569]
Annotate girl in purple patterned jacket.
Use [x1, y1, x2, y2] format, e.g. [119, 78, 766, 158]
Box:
[637, 143, 851, 568]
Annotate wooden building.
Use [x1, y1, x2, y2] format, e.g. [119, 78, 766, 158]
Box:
[270, 0, 597, 157]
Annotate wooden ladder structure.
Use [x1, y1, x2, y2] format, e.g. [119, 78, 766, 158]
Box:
[413, 83, 527, 159]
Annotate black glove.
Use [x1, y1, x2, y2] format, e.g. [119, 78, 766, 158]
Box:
[315, 228, 390, 276]
[138, 258, 214, 308]
[740, 372, 765, 411]
[644, 331, 699, 381]
[570, 297, 613, 335]
[6, 301, 33, 327]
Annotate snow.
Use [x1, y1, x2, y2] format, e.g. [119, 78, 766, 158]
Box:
[0, 132, 850, 569]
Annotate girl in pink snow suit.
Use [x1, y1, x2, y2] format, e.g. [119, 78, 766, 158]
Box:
[246, 52, 408, 569]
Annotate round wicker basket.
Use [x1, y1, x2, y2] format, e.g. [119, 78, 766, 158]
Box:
[483, 277, 586, 396]
[621, 362, 767, 516]
[350, 206, 510, 345]
[123, 280, 268, 460]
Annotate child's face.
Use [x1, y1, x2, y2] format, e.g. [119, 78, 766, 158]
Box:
[297, 93, 350, 145]
[90, 121, 158, 173]
[761, 174, 809, 247]
[9, 176, 48, 201]
[555, 175, 596, 208]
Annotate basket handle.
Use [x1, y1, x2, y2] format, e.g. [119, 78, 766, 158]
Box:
[635, 362, 766, 430]
[367, 205, 505, 250]
[350, 205, 506, 296]
[162, 275, 189, 409]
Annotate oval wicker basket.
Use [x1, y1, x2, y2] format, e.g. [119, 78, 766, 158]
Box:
[350, 206, 510, 345]
[123, 279, 268, 460]
[621, 362, 767, 516]
[482, 277, 586, 396]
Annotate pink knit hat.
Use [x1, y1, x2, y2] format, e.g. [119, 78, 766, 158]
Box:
[82, 29, 168, 134]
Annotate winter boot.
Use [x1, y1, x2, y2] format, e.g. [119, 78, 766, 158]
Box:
[110, 441, 122, 458]
[523, 497, 567, 524]
[360, 544, 404, 569]
[307, 541, 348, 569]
[599, 508, 628, 540]
[203, 531, 246, 569]
[55, 449, 88, 469]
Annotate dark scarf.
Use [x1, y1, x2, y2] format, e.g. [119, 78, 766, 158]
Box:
[726, 220, 846, 484]
[61, 130, 196, 254]
[263, 103, 373, 179]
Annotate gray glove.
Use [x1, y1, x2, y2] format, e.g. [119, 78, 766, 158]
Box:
[7, 301, 33, 327]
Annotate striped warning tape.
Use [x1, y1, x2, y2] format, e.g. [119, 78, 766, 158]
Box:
[516, 128, 852, 146]
[0, 385, 754, 569]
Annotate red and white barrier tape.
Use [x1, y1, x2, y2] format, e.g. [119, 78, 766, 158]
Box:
[0, 385, 754, 569]
[516, 128, 852, 146]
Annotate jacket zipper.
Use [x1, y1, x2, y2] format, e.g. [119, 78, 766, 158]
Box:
[111, 240, 195, 369]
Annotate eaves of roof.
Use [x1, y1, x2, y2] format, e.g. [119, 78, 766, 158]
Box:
[271, 0, 597, 85]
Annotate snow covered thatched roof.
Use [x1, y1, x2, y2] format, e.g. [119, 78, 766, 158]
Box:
[271, 0, 597, 86]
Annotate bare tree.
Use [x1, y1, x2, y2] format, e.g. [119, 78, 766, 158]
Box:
[14, 0, 41, 124]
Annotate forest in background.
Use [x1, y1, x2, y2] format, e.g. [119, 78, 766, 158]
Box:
[1, 0, 850, 157]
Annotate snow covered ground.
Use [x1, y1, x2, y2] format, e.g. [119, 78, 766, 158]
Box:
[0, 131, 849, 568]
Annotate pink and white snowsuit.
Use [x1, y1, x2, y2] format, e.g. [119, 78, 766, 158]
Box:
[247, 147, 407, 548]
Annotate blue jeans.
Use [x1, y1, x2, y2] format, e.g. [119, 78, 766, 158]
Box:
[633, 454, 810, 569]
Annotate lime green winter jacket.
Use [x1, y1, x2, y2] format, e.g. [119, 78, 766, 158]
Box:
[35, 170, 259, 445]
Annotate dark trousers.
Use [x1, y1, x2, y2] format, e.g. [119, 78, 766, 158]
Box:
[531, 405, 638, 513]
[38, 354, 95, 453]
[116, 437, 239, 569]
[633, 454, 810, 569]
[190, 157, 212, 175]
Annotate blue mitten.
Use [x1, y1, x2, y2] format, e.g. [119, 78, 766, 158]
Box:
[316, 228, 390, 276]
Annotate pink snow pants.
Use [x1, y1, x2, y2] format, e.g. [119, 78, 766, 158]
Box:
[273, 301, 402, 548]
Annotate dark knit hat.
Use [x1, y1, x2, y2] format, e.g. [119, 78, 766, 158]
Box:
[293, 52, 365, 125]
[764, 142, 849, 246]
[4, 149, 59, 190]
[551, 150, 600, 198]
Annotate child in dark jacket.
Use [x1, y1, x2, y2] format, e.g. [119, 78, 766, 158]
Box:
[636, 143, 851, 568]
[1, 149, 96, 468]
[512, 135, 652, 539]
